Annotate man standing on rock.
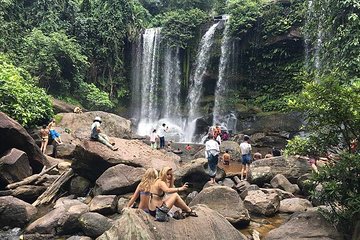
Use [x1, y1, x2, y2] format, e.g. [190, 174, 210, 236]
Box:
[240, 135, 252, 180]
[91, 116, 118, 151]
[205, 133, 220, 184]
[158, 123, 167, 149]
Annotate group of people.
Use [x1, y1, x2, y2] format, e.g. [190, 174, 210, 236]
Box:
[127, 167, 198, 220]
[150, 123, 168, 150]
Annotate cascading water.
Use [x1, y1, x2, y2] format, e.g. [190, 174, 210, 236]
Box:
[184, 22, 219, 142]
[136, 28, 162, 136]
[163, 46, 182, 120]
[131, 28, 184, 139]
[213, 19, 232, 126]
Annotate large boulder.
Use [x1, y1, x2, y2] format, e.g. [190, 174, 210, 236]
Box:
[264, 209, 343, 240]
[173, 158, 226, 189]
[72, 139, 179, 181]
[79, 212, 113, 238]
[244, 190, 280, 216]
[89, 195, 117, 214]
[52, 98, 79, 114]
[93, 164, 146, 195]
[0, 148, 32, 187]
[189, 186, 250, 227]
[55, 143, 76, 159]
[250, 156, 310, 186]
[26, 198, 89, 235]
[279, 198, 313, 213]
[97, 205, 247, 240]
[0, 196, 37, 228]
[0, 112, 50, 172]
[57, 111, 132, 139]
[270, 174, 300, 194]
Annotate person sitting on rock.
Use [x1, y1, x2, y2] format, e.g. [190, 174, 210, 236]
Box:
[48, 118, 63, 145]
[40, 124, 49, 154]
[90, 116, 118, 151]
[127, 168, 158, 213]
[148, 167, 198, 218]
[185, 144, 192, 151]
[73, 106, 83, 114]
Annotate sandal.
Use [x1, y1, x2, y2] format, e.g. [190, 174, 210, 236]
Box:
[183, 210, 198, 217]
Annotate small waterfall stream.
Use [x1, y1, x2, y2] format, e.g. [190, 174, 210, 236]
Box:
[184, 22, 219, 142]
[213, 20, 232, 125]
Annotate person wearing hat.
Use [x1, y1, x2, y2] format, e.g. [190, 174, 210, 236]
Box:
[91, 116, 118, 151]
[240, 135, 252, 180]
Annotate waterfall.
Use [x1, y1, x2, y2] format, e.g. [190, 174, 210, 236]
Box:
[184, 22, 219, 142]
[213, 20, 232, 125]
[305, 0, 324, 78]
[132, 28, 184, 139]
[130, 34, 143, 121]
[137, 28, 162, 136]
[163, 46, 182, 120]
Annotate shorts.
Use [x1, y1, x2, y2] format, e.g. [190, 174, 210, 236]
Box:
[49, 129, 60, 139]
[241, 153, 251, 165]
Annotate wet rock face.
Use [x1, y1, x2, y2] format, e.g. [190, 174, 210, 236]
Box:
[264, 209, 343, 240]
[97, 205, 248, 240]
[0, 112, 50, 173]
[0, 196, 37, 228]
[189, 186, 250, 227]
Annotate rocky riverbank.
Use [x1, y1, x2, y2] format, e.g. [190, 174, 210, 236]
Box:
[0, 111, 343, 240]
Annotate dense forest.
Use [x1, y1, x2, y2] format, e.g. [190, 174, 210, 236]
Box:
[1, 0, 360, 236]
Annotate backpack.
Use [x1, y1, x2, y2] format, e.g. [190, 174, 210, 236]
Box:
[155, 204, 170, 222]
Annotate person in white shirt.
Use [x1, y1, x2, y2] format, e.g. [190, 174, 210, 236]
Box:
[205, 133, 220, 184]
[239, 135, 252, 180]
[158, 123, 167, 149]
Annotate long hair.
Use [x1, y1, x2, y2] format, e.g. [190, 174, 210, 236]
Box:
[159, 166, 174, 187]
[138, 168, 158, 192]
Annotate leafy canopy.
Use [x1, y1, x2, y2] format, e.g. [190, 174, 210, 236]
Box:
[0, 55, 53, 127]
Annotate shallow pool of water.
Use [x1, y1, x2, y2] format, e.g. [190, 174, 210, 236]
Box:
[239, 214, 289, 239]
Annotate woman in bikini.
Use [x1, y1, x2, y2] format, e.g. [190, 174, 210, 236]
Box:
[127, 168, 158, 212]
[40, 124, 49, 154]
[148, 167, 197, 217]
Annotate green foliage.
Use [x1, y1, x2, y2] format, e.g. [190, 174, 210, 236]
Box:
[0, 55, 53, 127]
[305, 0, 360, 77]
[151, 9, 208, 48]
[77, 82, 114, 111]
[285, 135, 332, 157]
[20, 29, 88, 94]
[226, 0, 266, 36]
[288, 73, 360, 151]
[261, 0, 303, 39]
[310, 153, 360, 236]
